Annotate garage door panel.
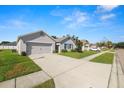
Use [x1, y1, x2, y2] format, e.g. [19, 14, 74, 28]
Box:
[27, 43, 52, 55]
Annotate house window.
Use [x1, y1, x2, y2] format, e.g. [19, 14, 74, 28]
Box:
[68, 44, 72, 49]
[64, 44, 72, 50]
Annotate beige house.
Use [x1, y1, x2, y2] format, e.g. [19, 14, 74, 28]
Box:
[81, 40, 90, 51]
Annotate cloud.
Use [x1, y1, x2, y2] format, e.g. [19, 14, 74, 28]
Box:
[8, 19, 28, 28]
[120, 35, 124, 39]
[62, 10, 88, 29]
[101, 14, 116, 21]
[0, 19, 30, 29]
[96, 5, 119, 13]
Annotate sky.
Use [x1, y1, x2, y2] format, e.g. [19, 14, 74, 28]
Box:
[0, 5, 124, 43]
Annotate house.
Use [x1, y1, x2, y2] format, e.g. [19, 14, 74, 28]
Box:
[54, 36, 76, 53]
[17, 30, 76, 55]
[90, 44, 97, 49]
[17, 31, 56, 55]
[80, 40, 90, 51]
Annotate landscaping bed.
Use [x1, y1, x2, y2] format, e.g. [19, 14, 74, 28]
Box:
[34, 79, 55, 88]
[59, 51, 97, 59]
[90, 52, 114, 64]
[0, 50, 41, 82]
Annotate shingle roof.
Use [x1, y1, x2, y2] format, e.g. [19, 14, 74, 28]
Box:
[17, 30, 55, 42]
[81, 39, 89, 44]
[54, 36, 69, 42]
[54, 36, 76, 44]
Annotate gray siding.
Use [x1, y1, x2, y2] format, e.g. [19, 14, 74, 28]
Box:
[60, 39, 76, 50]
[27, 34, 55, 51]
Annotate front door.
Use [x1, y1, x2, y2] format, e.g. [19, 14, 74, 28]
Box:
[55, 45, 59, 53]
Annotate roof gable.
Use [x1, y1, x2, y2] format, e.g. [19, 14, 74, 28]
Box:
[55, 36, 76, 44]
[17, 30, 55, 42]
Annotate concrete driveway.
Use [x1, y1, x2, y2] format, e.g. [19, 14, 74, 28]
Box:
[29, 53, 111, 88]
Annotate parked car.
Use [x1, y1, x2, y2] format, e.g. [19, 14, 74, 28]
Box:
[90, 47, 101, 52]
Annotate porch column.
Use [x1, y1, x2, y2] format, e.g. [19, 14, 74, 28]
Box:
[82, 45, 85, 51]
[58, 45, 61, 53]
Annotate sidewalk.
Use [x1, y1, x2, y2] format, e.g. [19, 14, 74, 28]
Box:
[108, 50, 124, 88]
[0, 71, 51, 88]
[81, 51, 109, 61]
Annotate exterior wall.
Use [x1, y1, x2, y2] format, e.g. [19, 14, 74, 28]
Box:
[28, 34, 55, 52]
[0, 46, 16, 49]
[60, 39, 76, 51]
[17, 39, 26, 55]
[82, 44, 90, 51]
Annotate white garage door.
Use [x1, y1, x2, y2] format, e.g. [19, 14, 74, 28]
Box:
[27, 42, 52, 55]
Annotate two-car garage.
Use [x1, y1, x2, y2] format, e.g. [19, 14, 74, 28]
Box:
[17, 31, 56, 55]
[26, 42, 52, 55]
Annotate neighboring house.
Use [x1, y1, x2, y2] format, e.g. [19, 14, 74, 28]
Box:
[0, 42, 17, 49]
[90, 44, 98, 50]
[17, 31, 56, 55]
[54, 36, 76, 53]
[81, 40, 90, 51]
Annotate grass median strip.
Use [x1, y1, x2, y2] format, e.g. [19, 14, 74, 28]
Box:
[34, 79, 55, 88]
[90, 52, 114, 64]
[0, 50, 41, 82]
[59, 51, 97, 59]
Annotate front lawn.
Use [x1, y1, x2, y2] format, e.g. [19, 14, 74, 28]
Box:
[90, 53, 114, 64]
[59, 51, 97, 59]
[0, 50, 41, 82]
[34, 79, 55, 88]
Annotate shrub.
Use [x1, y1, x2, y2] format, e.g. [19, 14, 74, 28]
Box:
[21, 51, 27, 56]
[11, 49, 16, 53]
[75, 48, 83, 53]
[71, 49, 76, 52]
[61, 49, 67, 52]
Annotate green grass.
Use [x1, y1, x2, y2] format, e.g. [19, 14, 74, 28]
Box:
[0, 50, 41, 82]
[34, 79, 55, 88]
[90, 53, 114, 64]
[109, 49, 115, 52]
[59, 51, 97, 59]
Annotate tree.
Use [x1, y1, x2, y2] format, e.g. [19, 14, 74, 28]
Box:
[115, 42, 124, 48]
[0, 41, 10, 45]
[106, 41, 113, 48]
[51, 36, 58, 39]
[96, 41, 113, 48]
[76, 40, 83, 52]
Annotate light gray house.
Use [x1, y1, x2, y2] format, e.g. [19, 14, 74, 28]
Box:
[17, 31, 56, 55]
[54, 36, 76, 53]
[17, 30, 76, 55]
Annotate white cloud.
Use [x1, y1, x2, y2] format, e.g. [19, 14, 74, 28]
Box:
[96, 5, 119, 13]
[63, 10, 88, 29]
[8, 19, 28, 28]
[101, 14, 115, 20]
[120, 35, 124, 39]
[0, 19, 30, 29]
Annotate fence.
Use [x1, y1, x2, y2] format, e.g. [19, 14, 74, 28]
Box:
[0, 45, 17, 49]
